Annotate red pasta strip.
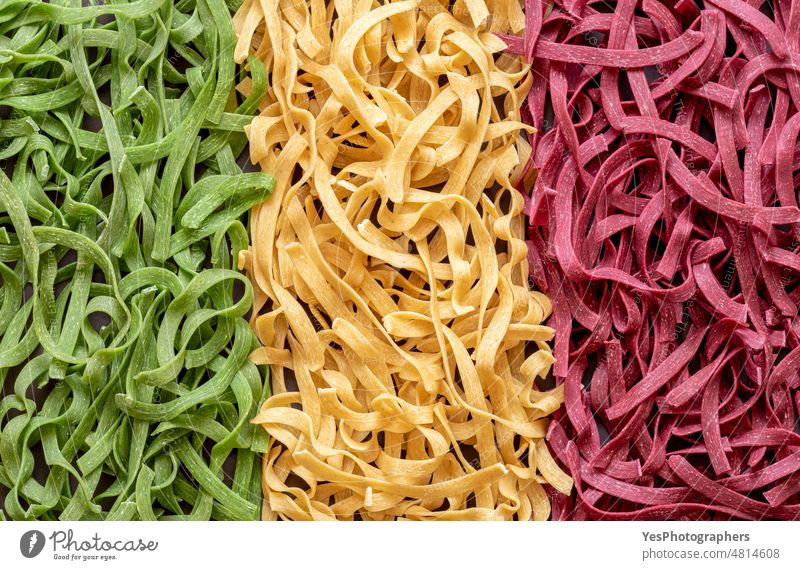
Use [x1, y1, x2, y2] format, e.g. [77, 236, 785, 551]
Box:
[606, 324, 707, 420]
[500, 30, 704, 65]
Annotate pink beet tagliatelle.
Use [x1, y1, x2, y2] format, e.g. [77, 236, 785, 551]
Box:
[502, 0, 800, 519]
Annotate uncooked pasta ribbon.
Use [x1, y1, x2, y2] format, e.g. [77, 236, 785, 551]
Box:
[235, 0, 571, 520]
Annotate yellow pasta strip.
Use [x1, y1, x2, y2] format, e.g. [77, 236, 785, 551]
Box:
[236, 0, 572, 520]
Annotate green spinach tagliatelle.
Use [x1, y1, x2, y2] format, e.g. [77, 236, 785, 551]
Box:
[0, 0, 273, 520]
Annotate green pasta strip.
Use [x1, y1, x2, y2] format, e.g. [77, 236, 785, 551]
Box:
[0, 0, 272, 521]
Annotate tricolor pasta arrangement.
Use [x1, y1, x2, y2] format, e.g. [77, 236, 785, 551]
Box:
[1, 0, 800, 522]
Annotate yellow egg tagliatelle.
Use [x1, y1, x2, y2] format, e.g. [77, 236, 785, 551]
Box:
[234, 0, 572, 521]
